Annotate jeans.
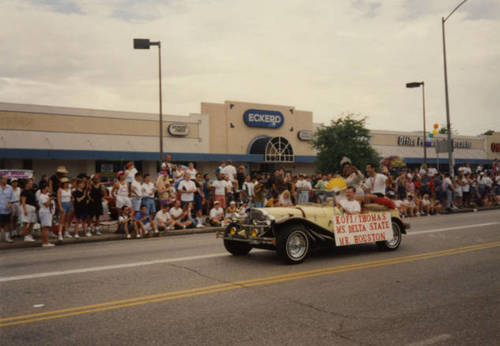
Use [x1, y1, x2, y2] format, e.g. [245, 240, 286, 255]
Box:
[131, 197, 142, 211]
[142, 197, 156, 215]
[298, 191, 309, 204]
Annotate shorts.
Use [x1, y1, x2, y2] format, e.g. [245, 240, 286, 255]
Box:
[118, 222, 133, 233]
[39, 210, 53, 228]
[0, 213, 10, 227]
[116, 196, 132, 209]
[131, 197, 142, 211]
[214, 195, 226, 209]
[181, 200, 194, 208]
[88, 203, 103, 217]
[21, 205, 37, 224]
[11, 202, 20, 217]
[61, 202, 73, 213]
[74, 209, 88, 220]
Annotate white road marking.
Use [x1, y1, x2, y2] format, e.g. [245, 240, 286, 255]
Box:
[0, 222, 498, 283]
[33, 304, 45, 308]
[0, 253, 232, 283]
[407, 334, 452, 346]
[408, 222, 499, 236]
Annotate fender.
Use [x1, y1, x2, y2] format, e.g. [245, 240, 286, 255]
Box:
[392, 217, 407, 234]
[273, 217, 335, 244]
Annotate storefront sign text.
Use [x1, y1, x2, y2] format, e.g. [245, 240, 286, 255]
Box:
[243, 109, 284, 129]
[297, 130, 313, 141]
[397, 136, 472, 149]
[333, 212, 393, 246]
[168, 123, 190, 137]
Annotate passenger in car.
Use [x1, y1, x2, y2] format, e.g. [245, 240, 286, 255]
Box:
[339, 186, 361, 215]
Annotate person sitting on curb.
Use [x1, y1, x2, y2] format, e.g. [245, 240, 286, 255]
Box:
[118, 206, 138, 239]
[209, 201, 225, 227]
[135, 205, 159, 237]
[154, 203, 176, 231]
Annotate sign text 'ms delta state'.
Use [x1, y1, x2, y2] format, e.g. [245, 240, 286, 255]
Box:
[243, 109, 284, 129]
[333, 212, 393, 246]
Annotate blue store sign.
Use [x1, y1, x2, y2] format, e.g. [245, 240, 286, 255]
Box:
[243, 109, 284, 129]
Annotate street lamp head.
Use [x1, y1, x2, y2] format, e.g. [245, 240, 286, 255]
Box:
[134, 38, 151, 49]
[406, 82, 423, 88]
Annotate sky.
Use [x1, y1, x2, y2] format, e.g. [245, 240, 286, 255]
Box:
[0, 0, 499, 135]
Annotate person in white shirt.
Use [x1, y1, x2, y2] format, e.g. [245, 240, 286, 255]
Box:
[124, 162, 138, 185]
[209, 201, 225, 226]
[296, 174, 311, 204]
[241, 175, 255, 204]
[10, 178, 21, 236]
[38, 182, 55, 247]
[278, 190, 294, 207]
[112, 172, 132, 208]
[186, 162, 197, 180]
[420, 194, 432, 215]
[225, 201, 238, 221]
[169, 200, 184, 226]
[339, 187, 361, 215]
[224, 174, 235, 204]
[141, 174, 156, 215]
[364, 164, 387, 197]
[427, 165, 438, 177]
[222, 160, 237, 182]
[178, 173, 197, 206]
[131, 173, 143, 212]
[212, 174, 228, 208]
[154, 204, 175, 230]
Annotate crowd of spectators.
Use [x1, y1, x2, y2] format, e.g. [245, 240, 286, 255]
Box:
[0, 156, 499, 247]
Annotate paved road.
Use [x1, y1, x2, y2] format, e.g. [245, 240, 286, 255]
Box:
[1, 210, 499, 345]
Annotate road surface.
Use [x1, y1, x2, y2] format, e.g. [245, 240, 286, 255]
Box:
[1, 210, 499, 345]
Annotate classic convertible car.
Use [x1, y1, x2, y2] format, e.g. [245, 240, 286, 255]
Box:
[217, 203, 409, 264]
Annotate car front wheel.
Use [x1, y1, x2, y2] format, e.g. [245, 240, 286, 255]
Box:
[223, 224, 252, 256]
[276, 225, 310, 264]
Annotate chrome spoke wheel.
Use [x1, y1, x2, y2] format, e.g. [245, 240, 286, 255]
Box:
[286, 231, 308, 260]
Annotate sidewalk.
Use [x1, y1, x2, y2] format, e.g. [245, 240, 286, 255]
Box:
[0, 225, 223, 251]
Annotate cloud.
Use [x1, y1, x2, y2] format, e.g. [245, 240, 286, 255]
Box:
[0, 0, 498, 135]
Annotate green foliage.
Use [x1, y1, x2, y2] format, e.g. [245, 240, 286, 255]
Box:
[483, 130, 494, 136]
[312, 113, 380, 174]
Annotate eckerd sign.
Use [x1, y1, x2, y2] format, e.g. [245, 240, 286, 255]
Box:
[243, 109, 284, 129]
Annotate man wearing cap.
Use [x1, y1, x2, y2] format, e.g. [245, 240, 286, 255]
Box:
[209, 201, 225, 226]
[0, 175, 15, 243]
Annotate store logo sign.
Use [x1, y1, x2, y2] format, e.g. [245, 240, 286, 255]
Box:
[492, 143, 500, 152]
[297, 130, 313, 141]
[168, 123, 189, 137]
[243, 109, 284, 129]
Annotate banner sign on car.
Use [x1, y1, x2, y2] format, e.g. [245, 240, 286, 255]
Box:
[243, 109, 284, 129]
[333, 212, 393, 246]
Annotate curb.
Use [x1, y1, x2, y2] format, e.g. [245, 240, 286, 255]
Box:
[438, 205, 500, 215]
[0, 227, 223, 251]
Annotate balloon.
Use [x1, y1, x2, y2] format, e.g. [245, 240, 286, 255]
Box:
[425, 141, 432, 147]
[432, 129, 438, 135]
[433, 123, 439, 129]
[429, 133, 434, 138]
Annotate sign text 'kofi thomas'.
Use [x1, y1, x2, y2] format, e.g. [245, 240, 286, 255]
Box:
[243, 109, 284, 129]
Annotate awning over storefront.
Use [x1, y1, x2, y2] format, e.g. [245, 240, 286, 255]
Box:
[1, 148, 315, 163]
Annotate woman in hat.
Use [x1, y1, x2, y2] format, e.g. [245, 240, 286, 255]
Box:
[57, 177, 73, 240]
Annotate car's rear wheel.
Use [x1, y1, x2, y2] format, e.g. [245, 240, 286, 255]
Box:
[276, 225, 310, 264]
[223, 224, 252, 256]
[376, 220, 402, 251]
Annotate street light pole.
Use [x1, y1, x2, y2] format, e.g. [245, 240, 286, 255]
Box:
[133, 38, 164, 162]
[421, 82, 427, 165]
[406, 81, 427, 165]
[441, 0, 468, 176]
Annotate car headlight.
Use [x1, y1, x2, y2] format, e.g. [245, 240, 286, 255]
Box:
[249, 208, 275, 225]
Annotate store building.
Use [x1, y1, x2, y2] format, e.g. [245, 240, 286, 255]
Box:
[0, 100, 495, 179]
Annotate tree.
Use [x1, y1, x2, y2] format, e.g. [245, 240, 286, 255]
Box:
[483, 130, 494, 135]
[438, 126, 458, 135]
[312, 113, 380, 174]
